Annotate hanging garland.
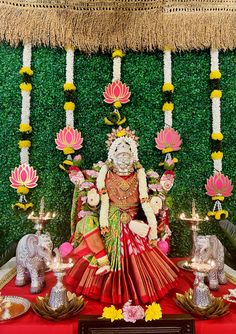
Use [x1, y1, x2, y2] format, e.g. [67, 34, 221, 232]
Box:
[55, 47, 83, 172]
[205, 49, 233, 220]
[103, 49, 130, 126]
[9, 44, 38, 211]
[156, 48, 181, 171]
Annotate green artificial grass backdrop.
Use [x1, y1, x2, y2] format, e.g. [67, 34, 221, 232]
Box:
[0, 44, 235, 257]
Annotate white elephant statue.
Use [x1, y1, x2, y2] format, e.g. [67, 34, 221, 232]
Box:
[194, 235, 227, 290]
[15, 233, 53, 293]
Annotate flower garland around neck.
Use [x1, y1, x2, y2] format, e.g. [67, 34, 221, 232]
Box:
[9, 44, 38, 211]
[205, 49, 233, 220]
[103, 49, 130, 126]
[55, 47, 83, 174]
[97, 127, 158, 243]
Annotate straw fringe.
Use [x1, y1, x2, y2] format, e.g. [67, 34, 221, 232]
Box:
[0, 2, 235, 51]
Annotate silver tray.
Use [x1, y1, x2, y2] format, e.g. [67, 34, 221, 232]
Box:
[0, 296, 30, 321]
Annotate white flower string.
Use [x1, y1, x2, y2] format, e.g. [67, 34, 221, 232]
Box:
[64, 47, 75, 128]
[210, 49, 223, 174]
[103, 50, 128, 126]
[163, 48, 173, 128]
[205, 49, 233, 220]
[19, 44, 33, 165]
[9, 43, 39, 211]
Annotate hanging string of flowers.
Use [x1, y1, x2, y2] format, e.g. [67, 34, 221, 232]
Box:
[146, 49, 182, 254]
[103, 49, 130, 126]
[55, 47, 83, 172]
[9, 44, 38, 211]
[156, 48, 182, 171]
[205, 49, 233, 220]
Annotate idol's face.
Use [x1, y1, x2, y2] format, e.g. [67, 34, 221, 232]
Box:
[113, 141, 134, 173]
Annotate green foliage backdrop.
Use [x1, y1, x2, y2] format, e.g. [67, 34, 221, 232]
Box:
[0, 44, 235, 257]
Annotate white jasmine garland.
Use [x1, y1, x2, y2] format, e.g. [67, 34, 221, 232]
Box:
[137, 168, 157, 240]
[97, 164, 108, 190]
[20, 43, 32, 165]
[210, 49, 222, 173]
[112, 56, 121, 82]
[65, 47, 75, 129]
[20, 148, 29, 165]
[99, 193, 110, 228]
[163, 49, 173, 128]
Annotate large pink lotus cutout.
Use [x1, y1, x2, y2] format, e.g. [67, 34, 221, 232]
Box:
[205, 173, 233, 198]
[10, 163, 38, 189]
[103, 81, 131, 104]
[55, 127, 83, 154]
[155, 128, 182, 154]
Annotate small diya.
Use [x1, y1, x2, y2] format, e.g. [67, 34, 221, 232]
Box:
[31, 292, 85, 321]
[175, 289, 229, 319]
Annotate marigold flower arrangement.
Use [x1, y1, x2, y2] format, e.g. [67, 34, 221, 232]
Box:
[101, 301, 162, 323]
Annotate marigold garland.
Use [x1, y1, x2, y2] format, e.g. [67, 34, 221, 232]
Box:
[205, 49, 233, 220]
[103, 49, 129, 126]
[55, 47, 83, 172]
[10, 44, 38, 211]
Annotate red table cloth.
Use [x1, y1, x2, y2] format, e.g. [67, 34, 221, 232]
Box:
[0, 259, 236, 334]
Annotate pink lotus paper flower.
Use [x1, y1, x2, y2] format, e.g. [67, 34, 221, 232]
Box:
[10, 163, 38, 189]
[205, 173, 233, 198]
[103, 81, 131, 104]
[155, 128, 182, 154]
[122, 300, 145, 323]
[55, 127, 83, 154]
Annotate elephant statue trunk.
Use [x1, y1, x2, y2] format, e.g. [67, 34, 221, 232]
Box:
[16, 232, 53, 294]
[194, 235, 227, 290]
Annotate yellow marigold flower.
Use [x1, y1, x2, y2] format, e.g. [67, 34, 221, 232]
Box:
[19, 123, 32, 133]
[63, 147, 75, 155]
[211, 151, 223, 160]
[212, 196, 224, 201]
[210, 70, 222, 80]
[19, 66, 33, 76]
[210, 90, 222, 99]
[20, 83, 32, 92]
[18, 140, 31, 149]
[64, 102, 75, 111]
[215, 210, 228, 220]
[164, 46, 171, 51]
[64, 82, 76, 91]
[113, 101, 122, 109]
[12, 202, 33, 210]
[211, 133, 223, 141]
[112, 49, 125, 58]
[145, 302, 162, 322]
[102, 305, 123, 322]
[207, 211, 215, 217]
[162, 102, 174, 112]
[162, 147, 173, 154]
[63, 159, 73, 166]
[173, 157, 178, 163]
[116, 129, 126, 137]
[162, 83, 174, 92]
[17, 186, 29, 195]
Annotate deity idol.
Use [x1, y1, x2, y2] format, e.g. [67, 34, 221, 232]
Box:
[65, 128, 179, 304]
